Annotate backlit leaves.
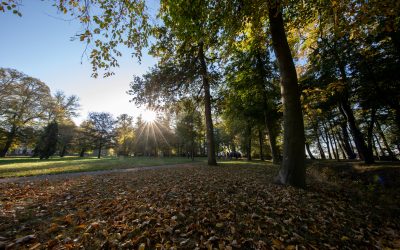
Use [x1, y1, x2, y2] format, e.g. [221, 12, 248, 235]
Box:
[56, 0, 151, 77]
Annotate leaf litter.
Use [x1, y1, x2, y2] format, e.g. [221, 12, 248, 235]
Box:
[0, 163, 399, 249]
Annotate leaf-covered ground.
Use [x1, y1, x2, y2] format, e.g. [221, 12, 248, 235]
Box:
[0, 162, 399, 249]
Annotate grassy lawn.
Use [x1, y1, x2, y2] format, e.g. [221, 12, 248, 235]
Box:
[0, 156, 206, 178]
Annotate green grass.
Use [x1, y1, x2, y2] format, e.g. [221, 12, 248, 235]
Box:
[0, 156, 206, 178]
[217, 159, 273, 166]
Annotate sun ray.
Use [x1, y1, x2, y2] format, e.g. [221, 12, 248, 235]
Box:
[149, 122, 159, 154]
[153, 121, 171, 147]
[145, 122, 150, 154]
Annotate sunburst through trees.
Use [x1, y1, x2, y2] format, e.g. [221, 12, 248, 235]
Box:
[134, 110, 173, 157]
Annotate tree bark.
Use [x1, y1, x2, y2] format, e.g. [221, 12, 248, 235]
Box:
[335, 58, 374, 163]
[372, 135, 381, 159]
[79, 148, 85, 157]
[324, 124, 338, 160]
[265, 113, 280, 164]
[269, 5, 305, 188]
[198, 41, 217, 165]
[376, 121, 396, 160]
[328, 121, 340, 160]
[246, 123, 252, 161]
[366, 107, 376, 161]
[389, 31, 400, 60]
[339, 122, 356, 159]
[258, 128, 265, 161]
[0, 125, 17, 157]
[334, 132, 347, 159]
[97, 143, 102, 159]
[305, 143, 316, 160]
[322, 125, 332, 159]
[331, 132, 340, 160]
[59, 145, 66, 157]
[315, 125, 326, 159]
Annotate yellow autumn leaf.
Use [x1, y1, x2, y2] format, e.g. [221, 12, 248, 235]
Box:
[76, 224, 86, 230]
[341, 236, 350, 241]
[138, 243, 146, 250]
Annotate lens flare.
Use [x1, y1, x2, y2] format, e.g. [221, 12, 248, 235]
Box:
[143, 110, 157, 123]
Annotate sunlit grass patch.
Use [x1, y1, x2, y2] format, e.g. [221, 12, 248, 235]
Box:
[0, 156, 206, 178]
[218, 159, 273, 166]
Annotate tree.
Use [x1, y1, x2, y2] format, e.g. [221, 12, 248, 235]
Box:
[220, 18, 282, 163]
[57, 121, 76, 157]
[54, 0, 151, 78]
[49, 91, 80, 122]
[75, 121, 95, 157]
[0, 68, 52, 157]
[85, 112, 116, 158]
[267, 2, 306, 187]
[48, 91, 80, 157]
[146, 0, 223, 165]
[115, 114, 135, 156]
[220, 1, 306, 186]
[37, 121, 58, 159]
[175, 99, 203, 160]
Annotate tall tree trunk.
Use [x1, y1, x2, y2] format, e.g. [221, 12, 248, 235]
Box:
[331, 131, 340, 160]
[373, 134, 385, 157]
[338, 100, 373, 163]
[246, 123, 252, 161]
[315, 125, 326, 159]
[0, 125, 16, 157]
[334, 132, 347, 159]
[366, 107, 376, 160]
[324, 123, 338, 160]
[191, 137, 195, 161]
[393, 104, 400, 136]
[97, 142, 102, 159]
[322, 126, 332, 159]
[389, 31, 400, 60]
[256, 52, 281, 164]
[59, 145, 66, 157]
[376, 121, 396, 160]
[198, 42, 217, 165]
[79, 148, 85, 157]
[335, 59, 374, 163]
[305, 143, 316, 160]
[339, 122, 356, 159]
[372, 135, 381, 159]
[269, 5, 305, 188]
[258, 128, 265, 161]
[265, 113, 280, 164]
[328, 121, 340, 160]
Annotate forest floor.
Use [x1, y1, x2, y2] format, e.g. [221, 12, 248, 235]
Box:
[0, 160, 399, 249]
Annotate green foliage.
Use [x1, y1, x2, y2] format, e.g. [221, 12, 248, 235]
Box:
[175, 99, 203, 158]
[83, 112, 116, 158]
[114, 114, 135, 156]
[56, 0, 151, 77]
[0, 68, 53, 157]
[0, 0, 21, 16]
[37, 121, 59, 160]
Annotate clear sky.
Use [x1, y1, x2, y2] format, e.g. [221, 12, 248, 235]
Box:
[0, 1, 158, 124]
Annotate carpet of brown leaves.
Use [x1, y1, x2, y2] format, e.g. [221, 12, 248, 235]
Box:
[1, 163, 399, 249]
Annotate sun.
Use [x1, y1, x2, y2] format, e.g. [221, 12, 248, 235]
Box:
[142, 109, 157, 123]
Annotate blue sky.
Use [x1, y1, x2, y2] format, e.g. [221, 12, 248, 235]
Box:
[0, 1, 158, 124]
